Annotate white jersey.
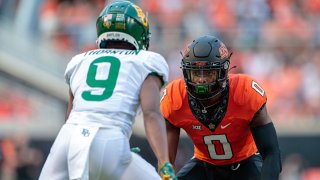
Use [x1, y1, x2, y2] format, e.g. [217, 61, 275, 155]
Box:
[64, 49, 169, 136]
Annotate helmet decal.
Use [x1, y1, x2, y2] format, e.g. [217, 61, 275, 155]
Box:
[115, 23, 125, 30]
[102, 14, 112, 28]
[195, 62, 206, 66]
[116, 14, 125, 21]
[219, 42, 229, 59]
[133, 4, 148, 27]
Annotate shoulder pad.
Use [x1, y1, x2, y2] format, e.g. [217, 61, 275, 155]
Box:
[160, 78, 186, 119]
[141, 51, 169, 87]
[64, 54, 84, 85]
[230, 74, 267, 110]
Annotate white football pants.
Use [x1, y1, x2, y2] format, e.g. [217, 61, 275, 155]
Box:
[39, 123, 161, 180]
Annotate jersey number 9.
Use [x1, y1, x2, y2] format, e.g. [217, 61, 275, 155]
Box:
[82, 56, 121, 101]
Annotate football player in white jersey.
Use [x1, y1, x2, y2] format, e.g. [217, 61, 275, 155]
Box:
[39, 1, 176, 180]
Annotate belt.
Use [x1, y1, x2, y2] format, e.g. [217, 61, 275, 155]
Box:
[202, 152, 260, 171]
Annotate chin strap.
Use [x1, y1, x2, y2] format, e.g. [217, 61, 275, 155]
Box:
[228, 65, 237, 73]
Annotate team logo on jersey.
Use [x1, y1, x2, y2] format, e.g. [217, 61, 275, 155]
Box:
[208, 123, 216, 130]
[82, 128, 90, 137]
[192, 125, 202, 130]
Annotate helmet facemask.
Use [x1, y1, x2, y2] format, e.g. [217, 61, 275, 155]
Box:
[182, 60, 230, 100]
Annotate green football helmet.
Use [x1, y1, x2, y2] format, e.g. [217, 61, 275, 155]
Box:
[96, 1, 150, 50]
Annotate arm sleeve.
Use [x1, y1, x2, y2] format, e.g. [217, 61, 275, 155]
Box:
[251, 122, 282, 180]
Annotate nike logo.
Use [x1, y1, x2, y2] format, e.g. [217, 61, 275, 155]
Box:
[221, 123, 231, 129]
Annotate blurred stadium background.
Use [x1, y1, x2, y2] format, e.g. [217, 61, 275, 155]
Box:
[1, 0, 320, 179]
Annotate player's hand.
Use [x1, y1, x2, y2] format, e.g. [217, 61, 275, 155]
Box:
[159, 162, 177, 180]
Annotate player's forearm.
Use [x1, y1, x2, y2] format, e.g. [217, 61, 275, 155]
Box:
[65, 89, 74, 121]
[261, 154, 282, 180]
[168, 139, 178, 165]
[166, 120, 180, 165]
[144, 111, 170, 164]
[251, 123, 282, 180]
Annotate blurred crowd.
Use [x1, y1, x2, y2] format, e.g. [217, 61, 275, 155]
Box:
[1, 0, 320, 179]
[0, 135, 44, 180]
[1, 0, 319, 127]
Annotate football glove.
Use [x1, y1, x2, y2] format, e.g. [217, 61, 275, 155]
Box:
[159, 162, 177, 180]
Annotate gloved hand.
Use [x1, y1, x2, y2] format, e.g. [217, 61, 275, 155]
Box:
[159, 162, 177, 180]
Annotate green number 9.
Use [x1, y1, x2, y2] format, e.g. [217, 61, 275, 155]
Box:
[82, 56, 120, 101]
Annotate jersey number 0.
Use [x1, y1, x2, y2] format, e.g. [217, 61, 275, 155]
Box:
[204, 134, 233, 160]
[82, 56, 121, 101]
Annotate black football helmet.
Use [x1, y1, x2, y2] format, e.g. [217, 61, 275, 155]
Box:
[181, 35, 231, 100]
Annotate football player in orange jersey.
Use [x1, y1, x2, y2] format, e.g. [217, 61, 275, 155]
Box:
[160, 35, 282, 180]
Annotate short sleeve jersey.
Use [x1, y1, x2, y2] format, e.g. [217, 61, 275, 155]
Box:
[160, 74, 267, 165]
[64, 49, 168, 130]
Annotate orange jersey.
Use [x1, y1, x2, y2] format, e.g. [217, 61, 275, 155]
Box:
[160, 74, 267, 165]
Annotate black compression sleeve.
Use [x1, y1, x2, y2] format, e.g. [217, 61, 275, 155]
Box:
[251, 122, 282, 180]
